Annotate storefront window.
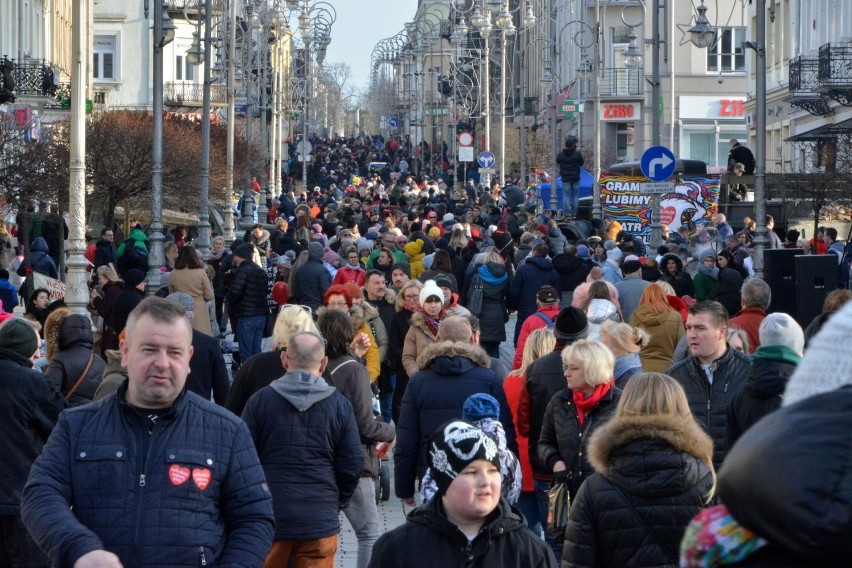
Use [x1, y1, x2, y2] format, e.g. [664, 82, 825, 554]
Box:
[616, 124, 635, 162]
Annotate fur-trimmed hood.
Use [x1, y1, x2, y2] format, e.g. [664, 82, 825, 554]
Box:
[415, 340, 491, 371]
[44, 309, 94, 361]
[349, 301, 379, 329]
[588, 413, 714, 498]
[408, 311, 439, 340]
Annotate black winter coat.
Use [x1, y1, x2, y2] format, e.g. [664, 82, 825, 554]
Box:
[538, 386, 622, 498]
[474, 262, 509, 344]
[227, 260, 269, 317]
[22, 382, 275, 568]
[718, 386, 852, 565]
[44, 313, 107, 406]
[0, 348, 66, 515]
[225, 350, 284, 416]
[725, 353, 797, 449]
[563, 414, 714, 568]
[661, 254, 695, 298]
[323, 355, 396, 478]
[552, 254, 593, 293]
[508, 255, 561, 321]
[369, 496, 556, 568]
[519, 350, 567, 479]
[667, 347, 750, 470]
[291, 258, 332, 314]
[111, 286, 145, 337]
[711, 268, 744, 317]
[241, 375, 363, 541]
[93, 239, 116, 271]
[187, 329, 230, 405]
[394, 341, 517, 499]
[556, 148, 584, 182]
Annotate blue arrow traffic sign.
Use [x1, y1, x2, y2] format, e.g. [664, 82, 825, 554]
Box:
[388, 117, 398, 127]
[478, 151, 496, 169]
[640, 145, 676, 182]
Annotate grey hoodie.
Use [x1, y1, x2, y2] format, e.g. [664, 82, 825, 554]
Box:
[270, 370, 335, 411]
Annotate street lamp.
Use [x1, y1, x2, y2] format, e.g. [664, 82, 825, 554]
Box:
[148, 0, 176, 294]
[688, 2, 716, 49]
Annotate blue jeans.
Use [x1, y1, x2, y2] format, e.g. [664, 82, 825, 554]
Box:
[561, 178, 580, 216]
[480, 341, 501, 359]
[236, 315, 266, 363]
[380, 374, 395, 424]
[534, 479, 562, 563]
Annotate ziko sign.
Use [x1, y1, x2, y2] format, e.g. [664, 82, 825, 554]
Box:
[599, 173, 720, 244]
[599, 102, 641, 121]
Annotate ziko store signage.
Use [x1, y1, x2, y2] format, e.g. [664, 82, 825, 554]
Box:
[599, 102, 641, 121]
[599, 173, 720, 244]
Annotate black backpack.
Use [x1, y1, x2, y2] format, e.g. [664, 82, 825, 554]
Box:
[118, 238, 148, 275]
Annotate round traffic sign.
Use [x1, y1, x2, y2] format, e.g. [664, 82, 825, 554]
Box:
[457, 131, 474, 147]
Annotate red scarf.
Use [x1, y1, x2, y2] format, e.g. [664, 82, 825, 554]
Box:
[573, 381, 612, 426]
[412, 304, 445, 337]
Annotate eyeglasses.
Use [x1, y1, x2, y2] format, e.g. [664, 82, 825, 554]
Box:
[403, 293, 419, 301]
[328, 301, 349, 308]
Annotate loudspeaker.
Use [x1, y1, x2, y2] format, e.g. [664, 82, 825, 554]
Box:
[764, 248, 801, 317]
[794, 255, 838, 326]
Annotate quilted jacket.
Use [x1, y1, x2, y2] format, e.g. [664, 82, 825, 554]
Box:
[21, 382, 275, 568]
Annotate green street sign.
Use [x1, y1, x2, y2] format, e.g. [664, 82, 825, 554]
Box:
[86, 99, 93, 114]
[561, 100, 577, 118]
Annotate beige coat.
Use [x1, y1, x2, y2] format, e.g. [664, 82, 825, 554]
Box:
[402, 312, 438, 378]
[168, 267, 215, 335]
[630, 306, 685, 373]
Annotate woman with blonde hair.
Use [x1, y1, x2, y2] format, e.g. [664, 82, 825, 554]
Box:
[630, 284, 685, 373]
[224, 304, 319, 415]
[563, 373, 715, 567]
[538, 340, 622, 503]
[503, 327, 556, 535]
[0, 220, 13, 268]
[599, 320, 650, 388]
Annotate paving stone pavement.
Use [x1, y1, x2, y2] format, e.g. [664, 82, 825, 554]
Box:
[335, 315, 520, 567]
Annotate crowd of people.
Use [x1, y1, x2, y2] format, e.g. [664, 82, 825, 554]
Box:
[0, 134, 850, 568]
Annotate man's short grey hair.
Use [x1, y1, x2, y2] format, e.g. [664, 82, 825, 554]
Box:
[740, 278, 771, 309]
[437, 316, 472, 343]
[286, 332, 327, 369]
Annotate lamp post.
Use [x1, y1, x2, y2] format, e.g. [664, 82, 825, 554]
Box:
[195, 0, 214, 259]
[223, 0, 238, 245]
[66, 0, 89, 314]
[148, 1, 176, 295]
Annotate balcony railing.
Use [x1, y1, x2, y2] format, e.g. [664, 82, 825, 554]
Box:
[580, 67, 643, 98]
[164, 81, 227, 107]
[787, 55, 833, 116]
[166, 0, 225, 14]
[817, 43, 852, 106]
[2, 60, 58, 99]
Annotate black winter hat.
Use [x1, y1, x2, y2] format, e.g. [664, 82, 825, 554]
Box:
[428, 420, 500, 496]
[234, 243, 255, 260]
[554, 306, 589, 344]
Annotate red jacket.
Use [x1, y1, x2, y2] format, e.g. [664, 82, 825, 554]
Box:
[503, 373, 534, 492]
[729, 306, 766, 354]
[332, 265, 366, 287]
[512, 304, 561, 370]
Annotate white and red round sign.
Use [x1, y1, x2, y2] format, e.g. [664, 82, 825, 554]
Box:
[457, 131, 474, 147]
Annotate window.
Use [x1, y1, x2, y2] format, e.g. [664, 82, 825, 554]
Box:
[707, 28, 745, 74]
[93, 35, 117, 80]
[175, 55, 194, 81]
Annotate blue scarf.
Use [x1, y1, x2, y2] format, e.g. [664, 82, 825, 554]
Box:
[478, 264, 508, 285]
[613, 353, 642, 381]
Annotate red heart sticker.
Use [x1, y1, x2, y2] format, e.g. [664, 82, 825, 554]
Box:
[192, 468, 211, 491]
[660, 206, 676, 227]
[169, 464, 190, 486]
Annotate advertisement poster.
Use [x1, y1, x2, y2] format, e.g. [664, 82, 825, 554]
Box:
[599, 173, 720, 244]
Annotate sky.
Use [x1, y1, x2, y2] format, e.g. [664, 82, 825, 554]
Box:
[323, 0, 418, 92]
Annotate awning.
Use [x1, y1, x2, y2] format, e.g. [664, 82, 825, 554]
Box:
[785, 116, 852, 141]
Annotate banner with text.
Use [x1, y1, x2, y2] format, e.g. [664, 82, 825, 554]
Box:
[600, 174, 720, 245]
[33, 272, 66, 302]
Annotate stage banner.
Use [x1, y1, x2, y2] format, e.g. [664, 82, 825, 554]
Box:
[599, 174, 720, 244]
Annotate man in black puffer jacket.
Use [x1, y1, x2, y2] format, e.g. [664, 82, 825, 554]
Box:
[227, 243, 270, 362]
[667, 301, 749, 471]
[242, 331, 362, 568]
[291, 241, 332, 314]
[0, 319, 66, 568]
[22, 297, 274, 568]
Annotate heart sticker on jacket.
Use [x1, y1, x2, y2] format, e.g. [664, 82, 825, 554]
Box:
[169, 464, 190, 486]
[192, 468, 211, 490]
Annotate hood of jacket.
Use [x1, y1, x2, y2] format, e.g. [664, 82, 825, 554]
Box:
[270, 370, 336, 411]
[128, 228, 149, 244]
[478, 262, 508, 285]
[587, 299, 620, 324]
[552, 253, 583, 274]
[661, 253, 686, 276]
[45, 312, 94, 360]
[349, 301, 379, 329]
[524, 255, 554, 271]
[415, 340, 491, 375]
[631, 304, 677, 327]
[589, 413, 714, 499]
[30, 237, 49, 254]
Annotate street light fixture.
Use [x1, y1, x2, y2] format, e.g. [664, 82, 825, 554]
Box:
[689, 2, 716, 49]
[622, 31, 643, 70]
[186, 32, 204, 65]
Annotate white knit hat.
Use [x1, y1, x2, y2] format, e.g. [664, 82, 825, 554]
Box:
[419, 279, 444, 308]
[759, 313, 804, 355]
[783, 302, 852, 407]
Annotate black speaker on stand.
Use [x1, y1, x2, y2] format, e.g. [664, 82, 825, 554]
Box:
[764, 248, 801, 317]
[794, 254, 838, 326]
